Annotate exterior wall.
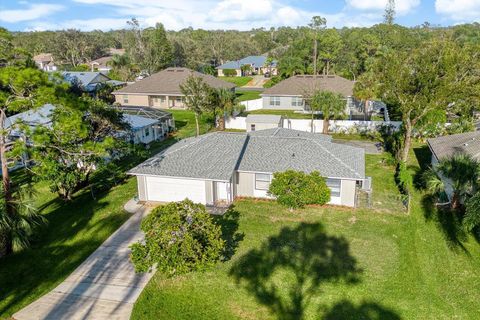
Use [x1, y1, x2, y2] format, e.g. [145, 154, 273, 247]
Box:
[262, 96, 305, 111]
[236, 172, 254, 197]
[114, 94, 150, 107]
[340, 179, 356, 207]
[137, 176, 147, 201]
[205, 180, 214, 205]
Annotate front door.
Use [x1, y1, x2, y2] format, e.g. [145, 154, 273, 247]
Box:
[214, 181, 231, 204]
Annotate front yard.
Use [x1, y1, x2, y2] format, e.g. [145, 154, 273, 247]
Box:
[0, 108, 213, 318]
[131, 151, 480, 319]
[220, 76, 253, 87]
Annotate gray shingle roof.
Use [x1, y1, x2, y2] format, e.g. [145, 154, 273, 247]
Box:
[113, 67, 235, 95]
[129, 129, 364, 180]
[246, 114, 282, 124]
[427, 131, 480, 161]
[248, 128, 332, 142]
[262, 75, 354, 97]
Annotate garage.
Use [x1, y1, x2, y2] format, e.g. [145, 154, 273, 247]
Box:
[145, 176, 206, 204]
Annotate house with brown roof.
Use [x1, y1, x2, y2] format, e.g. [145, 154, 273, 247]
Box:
[261, 75, 355, 111]
[112, 67, 235, 109]
[89, 56, 113, 73]
[33, 53, 57, 72]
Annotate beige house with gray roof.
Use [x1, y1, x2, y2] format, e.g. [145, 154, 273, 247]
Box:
[129, 128, 368, 207]
[261, 75, 355, 111]
[112, 67, 235, 109]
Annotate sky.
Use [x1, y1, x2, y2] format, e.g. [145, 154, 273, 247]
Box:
[0, 0, 479, 32]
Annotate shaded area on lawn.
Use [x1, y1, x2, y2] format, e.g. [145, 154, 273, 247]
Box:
[213, 207, 245, 262]
[229, 222, 366, 320]
[322, 300, 401, 320]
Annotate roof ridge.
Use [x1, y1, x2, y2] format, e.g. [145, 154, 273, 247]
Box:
[311, 139, 362, 179]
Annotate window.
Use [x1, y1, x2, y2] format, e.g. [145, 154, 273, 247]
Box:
[291, 97, 303, 107]
[326, 178, 341, 197]
[255, 173, 271, 190]
[269, 96, 280, 106]
[251, 124, 256, 131]
[144, 128, 150, 136]
[123, 95, 128, 103]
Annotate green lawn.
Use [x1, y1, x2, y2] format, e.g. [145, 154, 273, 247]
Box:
[0, 109, 212, 319]
[132, 149, 480, 320]
[236, 90, 262, 102]
[220, 76, 253, 87]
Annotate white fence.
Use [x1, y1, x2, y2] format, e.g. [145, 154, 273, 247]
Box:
[225, 116, 402, 133]
[240, 98, 263, 111]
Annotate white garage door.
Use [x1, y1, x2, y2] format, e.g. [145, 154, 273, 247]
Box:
[146, 176, 206, 204]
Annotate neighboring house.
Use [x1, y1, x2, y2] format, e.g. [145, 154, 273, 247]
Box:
[246, 114, 283, 132]
[89, 56, 113, 73]
[122, 111, 174, 144]
[217, 55, 277, 77]
[129, 128, 367, 207]
[62, 71, 125, 92]
[112, 67, 235, 109]
[261, 75, 355, 111]
[33, 53, 57, 72]
[427, 131, 480, 200]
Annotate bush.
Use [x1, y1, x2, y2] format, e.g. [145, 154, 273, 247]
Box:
[222, 69, 237, 77]
[268, 170, 330, 209]
[464, 192, 480, 232]
[130, 199, 225, 275]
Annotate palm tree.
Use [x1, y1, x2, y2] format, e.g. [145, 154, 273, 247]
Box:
[209, 88, 241, 130]
[278, 56, 305, 78]
[424, 154, 480, 210]
[107, 54, 135, 81]
[309, 90, 346, 134]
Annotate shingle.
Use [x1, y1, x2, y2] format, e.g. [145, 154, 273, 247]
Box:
[262, 75, 354, 97]
[113, 67, 235, 95]
[217, 56, 277, 70]
[427, 131, 480, 161]
[129, 129, 364, 181]
[246, 114, 282, 124]
[248, 128, 332, 142]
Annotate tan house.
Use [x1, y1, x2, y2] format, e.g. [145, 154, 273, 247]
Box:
[112, 67, 235, 109]
[33, 53, 57, 72]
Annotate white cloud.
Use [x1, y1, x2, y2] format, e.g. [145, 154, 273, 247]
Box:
[0, 3, 65, 23]
[210, 0, 273, 22]
[435, 0, 480, 20]
[346, 0, 420, 15]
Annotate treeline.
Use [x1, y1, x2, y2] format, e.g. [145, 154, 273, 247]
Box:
[11, 21, 480, 80]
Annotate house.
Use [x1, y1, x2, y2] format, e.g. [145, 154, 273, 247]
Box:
[427, 131, 480, 200]
[121, 109, 174, 144]
[89, 56, 113, 73]
[128, 128, 367, 207]
[217, 55, 277, 77]
[62, 72, 125, 92]
[33, 53, 57, 72]
[246, 114, 283, 132]
[112, 67, 235, 109]
[261, 75, 355, 111]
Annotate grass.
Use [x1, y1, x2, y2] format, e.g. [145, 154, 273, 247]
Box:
[132, 149, 480, 320]
[0, 108, 212, 319]
[236, 90, 262, 102]
[219, 76, 253, 87]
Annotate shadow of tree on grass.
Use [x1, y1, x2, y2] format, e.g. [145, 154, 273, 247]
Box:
[213, 206, 245, 262]
[322, 300, 401, 320]
[229, 222, 362, 320]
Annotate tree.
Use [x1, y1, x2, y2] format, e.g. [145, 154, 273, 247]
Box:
[240, 64, 252, 76]
[424, 154, 480, 210]
[384, 0, 396, 25]
[268, 170, 330, 210]
[206, 88, 240, 130]
[107, 54, 137, 81]
[375, 40, 480, 163]
[309, 90, 345, 134]
[308, 16, 327, 75]
[354, 70, 379, 120]
[222, 69, 237, 77]
[52, 29, 107, 67]
[180, 75, 210, 137]
[464, 192, 480, 232]
[125, 20, 173, 74]
[29, 98, 128, 200]
[0, 66, 58, 257]
[130, 199, 225, 275]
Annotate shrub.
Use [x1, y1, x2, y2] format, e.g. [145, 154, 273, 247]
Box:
[222, 69, 237, 77]
[130, 199, 225, 275]
[268, 170, 330, 209]
[464, 192, 480, 232]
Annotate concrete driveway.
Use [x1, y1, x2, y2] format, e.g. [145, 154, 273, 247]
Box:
[13, 200, 153, 320]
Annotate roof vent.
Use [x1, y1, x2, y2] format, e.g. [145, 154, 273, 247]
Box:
[292, 153, 295, 157]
